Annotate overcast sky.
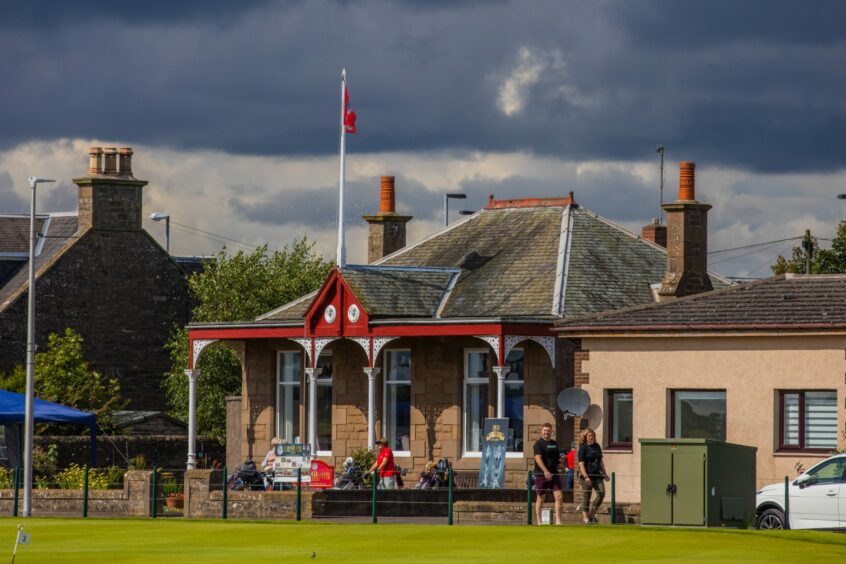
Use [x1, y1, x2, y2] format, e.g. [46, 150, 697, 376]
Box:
[2, 0, 845, 278]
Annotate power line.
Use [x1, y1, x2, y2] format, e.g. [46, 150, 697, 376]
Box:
[708, 236, 803, 255]
[710, 239, 794, 266]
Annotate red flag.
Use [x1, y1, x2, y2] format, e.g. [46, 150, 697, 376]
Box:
[344, 86, 357, 134]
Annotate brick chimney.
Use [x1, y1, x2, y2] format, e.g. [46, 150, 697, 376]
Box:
[74, 146, 147, 232]
[641, 218, 667, 247]
[362, 176, 412, 263]
[657, 162, 712, 300]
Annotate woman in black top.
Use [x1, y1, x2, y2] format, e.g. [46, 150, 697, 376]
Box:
[577, 427, 609, 524]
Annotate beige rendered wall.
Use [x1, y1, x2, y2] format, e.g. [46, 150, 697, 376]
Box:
[579, 335, 846, 503]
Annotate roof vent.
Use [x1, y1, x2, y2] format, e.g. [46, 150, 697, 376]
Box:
[459, 250, 492, 271]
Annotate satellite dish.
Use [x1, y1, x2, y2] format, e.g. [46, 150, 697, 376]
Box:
[557, 388, 590, 418]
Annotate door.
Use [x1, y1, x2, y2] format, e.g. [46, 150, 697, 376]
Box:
[790, 457, 846, 529]
[641, 446, 673, 525]
[672, 452, 706, 526]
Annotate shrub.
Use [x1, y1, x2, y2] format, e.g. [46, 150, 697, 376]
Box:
[351, 448, 376, 486]
[0, 467, 13, 489]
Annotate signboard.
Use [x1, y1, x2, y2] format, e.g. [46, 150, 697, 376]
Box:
[272, 443, 312, 483]
[309, 460, 334, 489]
[477, 418, 509, 489]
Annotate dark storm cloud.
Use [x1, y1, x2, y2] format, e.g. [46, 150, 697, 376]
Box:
[3, 0, 846, 173]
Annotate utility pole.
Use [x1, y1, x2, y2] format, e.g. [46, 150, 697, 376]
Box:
[802, 229, 813, 275]
[656, 145, 665, 223]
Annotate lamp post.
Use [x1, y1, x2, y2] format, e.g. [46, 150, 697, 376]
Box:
[23, 176, 55, 517]
[444, 193, 467, 227]
[150, 212, 170, 254]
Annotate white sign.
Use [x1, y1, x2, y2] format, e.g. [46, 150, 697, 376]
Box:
[272, 443, 312, 483]
[541, 509, 551, 525]
[17, 531, 29, 545]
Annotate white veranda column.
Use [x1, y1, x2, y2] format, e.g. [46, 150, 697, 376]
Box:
[185, 368, 199, 469]
[305, 368, 317, 451]
[363, 367, 381, 449]
[493, 366, 508, 419]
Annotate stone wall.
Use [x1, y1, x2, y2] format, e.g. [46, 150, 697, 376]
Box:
[0, 470, 156, 517]
[185, 469, 312, 520]
[454, 500, 640, 525]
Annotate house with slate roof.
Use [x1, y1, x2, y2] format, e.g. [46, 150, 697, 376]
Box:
[188, 170, 728, 480]
[0, 147, 191, 411]
[555, 274, 846, 501]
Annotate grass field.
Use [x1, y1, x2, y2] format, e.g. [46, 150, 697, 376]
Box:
[2, 519, 846, 563]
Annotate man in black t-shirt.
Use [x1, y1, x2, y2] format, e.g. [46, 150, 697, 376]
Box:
[532, 422, 562, 525]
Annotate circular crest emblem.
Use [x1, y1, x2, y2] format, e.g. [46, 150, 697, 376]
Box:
[347, 304, 360, 323]
[323, 305, 337, 324]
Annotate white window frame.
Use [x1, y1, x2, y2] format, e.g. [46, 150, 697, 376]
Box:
[315, 350, 333, 457]
[276, 350, 302, 443]
[382, 348, 412, 457]
[504, 347, 524, 459]
[463, 348, 490, 457]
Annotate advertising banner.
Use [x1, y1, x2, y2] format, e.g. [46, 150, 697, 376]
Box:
[272, 443, 312, 483]
[478, 418, 509, 488]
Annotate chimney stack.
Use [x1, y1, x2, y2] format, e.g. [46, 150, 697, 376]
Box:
[657, 162, 712, 300]
[641, 218, 667, 248]
[363, 176, 412, 263]
[74, 147, 147, 232]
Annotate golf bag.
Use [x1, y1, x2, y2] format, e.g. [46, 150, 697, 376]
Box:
[334, 457, 365, 489]
[227, 460, 265, 491]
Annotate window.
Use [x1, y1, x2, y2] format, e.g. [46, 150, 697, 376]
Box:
[504, 349, 524, 452]
[671, 390, 726, 441]
[316, 351, 332, 453]
[607, 390, 633, 448]
[384, 349, 411, 453]
[276, 351, 301, 443]
[780, 391, 837, 451]
[464, 350, 490, 454]
[803, 457, 846, 485]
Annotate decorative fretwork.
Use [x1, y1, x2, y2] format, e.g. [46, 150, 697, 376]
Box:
[192, 339, 217, 368]
[291, 338, 313, 365]
[473, 335, 501, 363]
[372, 337, 399, 362]
[314, 337, 338, 361]
[348, 337, 372, 365]
[504, 335, 556, 368]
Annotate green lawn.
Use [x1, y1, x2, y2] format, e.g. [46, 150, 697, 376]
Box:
[2, 519, 845, 563]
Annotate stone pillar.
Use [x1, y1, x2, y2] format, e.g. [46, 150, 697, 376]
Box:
[185, 368, 198, 469]
[305, 368, 317, 452]
[493, 366, 508, 418]
[363, 367, 381, 448]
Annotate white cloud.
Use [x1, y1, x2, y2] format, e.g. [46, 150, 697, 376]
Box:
[0, 139, 842, 278]
[497, 47, 547, 117]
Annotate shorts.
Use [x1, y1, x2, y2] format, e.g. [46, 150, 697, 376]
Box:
[533, 474, 561, 495]
[380, 475, 398, 490]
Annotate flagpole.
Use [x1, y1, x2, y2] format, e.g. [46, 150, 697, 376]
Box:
[337, 69, 347, 268]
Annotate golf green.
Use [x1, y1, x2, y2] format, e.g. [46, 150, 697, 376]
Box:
[2, 519, 845, 563]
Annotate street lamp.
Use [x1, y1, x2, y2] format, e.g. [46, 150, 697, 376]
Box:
[150, 212, 170, 254]
[24, 176, 55, 517]
[444, 193, 467, 227]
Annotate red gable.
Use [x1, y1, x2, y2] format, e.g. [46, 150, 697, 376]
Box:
[304, 269, 370, 337]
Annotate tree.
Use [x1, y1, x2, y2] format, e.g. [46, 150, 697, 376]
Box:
[163, 238, 333, 442]
[0, 328, 126, 432]
[772, 221, 846, 275]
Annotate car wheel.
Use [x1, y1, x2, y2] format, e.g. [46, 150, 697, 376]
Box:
[756, 508, 786, 530]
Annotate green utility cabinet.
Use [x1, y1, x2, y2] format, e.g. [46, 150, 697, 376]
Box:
[640, 439, 756, 528]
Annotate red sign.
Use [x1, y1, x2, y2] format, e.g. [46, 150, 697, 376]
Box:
[310, 461, 334, 489]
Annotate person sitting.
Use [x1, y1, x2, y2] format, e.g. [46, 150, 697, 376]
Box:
[261, 437, 283, 473]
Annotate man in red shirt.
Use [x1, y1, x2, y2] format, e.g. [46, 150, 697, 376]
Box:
[369, 437, 397, 489]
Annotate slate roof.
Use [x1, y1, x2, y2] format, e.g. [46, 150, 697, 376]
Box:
[256, 198, 729, 324]
[555, 274, 846, 332]
[0, 215, 49, 254]
[343, 266, 458, 318]
[0, 214, 79, 311]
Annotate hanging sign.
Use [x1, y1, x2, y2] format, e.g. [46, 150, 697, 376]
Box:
[478, 418, 509, 488]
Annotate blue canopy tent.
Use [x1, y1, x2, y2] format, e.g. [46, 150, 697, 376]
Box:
[0, 390, 96, 468]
